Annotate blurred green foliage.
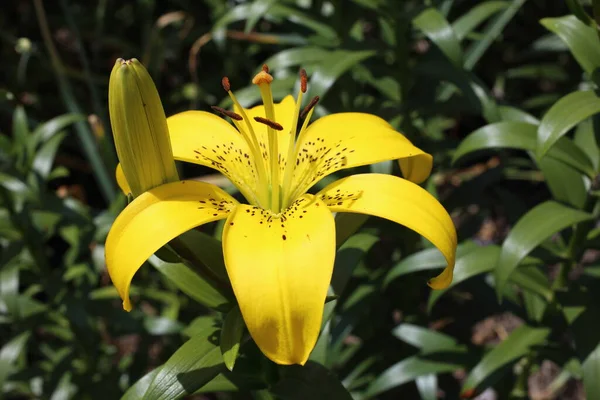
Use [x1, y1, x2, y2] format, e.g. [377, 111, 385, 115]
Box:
[3, 0, 600, 398]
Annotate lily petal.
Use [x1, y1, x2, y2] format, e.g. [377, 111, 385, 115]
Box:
[106, 180, 238, 311]
[167, 111, 258, 202]
[222, 194, 335, 365]
[116, 163, 131, 195]
[292, 113, 432, 197]
[318, 173, 456, 289]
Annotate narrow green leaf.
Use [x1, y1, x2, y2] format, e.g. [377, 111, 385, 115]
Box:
[392, 324, 458, 352]
[0, 332, 30, 390]
[574, 118, 600, 171]
[271, 362, 352, 400]
[428, 246, 499, 311]
[305, 50, 376, 100]
[148, 255, 231, 311]
[495, 201, 592, 298]
[583, 344, 600, 400]
[261, 47, 329, 71]
[452, 1, 509, 40]
[334, 213, 369, 249]
[461, 325, 551, 396]
[538, 156, 588, 209]
[413, 8, 463, 67]
[453, 121, 595, 177]
[537, 90, 600, 159]
[416, 374, 438, 400]
[463, 0, 527, 70]
[365, 349, 467, 398]
[331, 233, 378, 296]
[220, 306, 245, 371]
[121, 368, 161, 400]
[145, 336, 225, 400]
[509, 265, 552, 301]
[384, 241, 479, 287]
[32, 131, 67, 178]
[244, 0, 278, 34]
[541, 15, 600, 75]
[32, 113, 85, 145]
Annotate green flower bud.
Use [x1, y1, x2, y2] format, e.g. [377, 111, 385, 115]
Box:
[108, 58, 179, 197]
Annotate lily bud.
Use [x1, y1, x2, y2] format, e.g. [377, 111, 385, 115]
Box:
[108, 58, 179, 197]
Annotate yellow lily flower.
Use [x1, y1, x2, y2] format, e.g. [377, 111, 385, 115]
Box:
[106, 64, 457, 366]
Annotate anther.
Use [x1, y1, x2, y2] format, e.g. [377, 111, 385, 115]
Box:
[211, 106, 243, 121]
[254, 116, 283, 131]
[300, 69, 307, 93]
[262, 64, 269, 73]
[300, 96, 320, 119]
[221, 77, 231, 92]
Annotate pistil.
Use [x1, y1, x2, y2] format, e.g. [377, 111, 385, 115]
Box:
[252, 67, 281, 212]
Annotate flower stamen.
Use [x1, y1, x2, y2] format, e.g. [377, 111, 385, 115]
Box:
[300, 96, 320, 120]
[253, 116, 283, 131]
[211, 106, 243, 121]
[222, 76, 269, 207]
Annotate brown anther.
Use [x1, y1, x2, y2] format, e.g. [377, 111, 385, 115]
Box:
[221, 77, 231, 92]
[300, 96, 320, 119]
[254, 116, 283, 131]
[252, 70, 274, 85]
[300, 69, 307, 93]
[211, 106, 243, 121]
[262, 64, 269, 73]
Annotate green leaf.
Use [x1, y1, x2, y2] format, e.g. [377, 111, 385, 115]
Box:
[494, 201, 592, 298]
[244, 0, 278, 34]
[271, 362, 352, 400]
[305, 50, 376, 101]
[145, 336, 225, 400]
[334, 213, 369, 249]
[541, 15, 600, 75]
[537, 90, 600, 159]
[566, 0, 595, 26]
[583, 344, 600, 400]
[32, 131, 67, 178]
[462, 0, 526, 70]
[183, 316, 220, 338]
[509, 265, 553, 301]
[364, 349, 467, 398]
[413, 8, 463, 67]
[461, 325, 551, 396]
[384, 241, 479, 287]
[220, 306, 245, 371]
[331, 233, 378, 296]
[538, 156, 588, 209]
[574, 118, 600, 171]
[452, 1, 509, 40]
[428, 246, 499, 311]
[261, 47, 329, 71]
[392, 324, 459, 352]
[0, 332, 30, 390]
[121, 368, 161, 400]
[173, 229, 228, 282]
[148, 255, 231, 311]
[453, 121, 595, 177]
[32, 113, 85, 145]
[498, 105, 540, 124]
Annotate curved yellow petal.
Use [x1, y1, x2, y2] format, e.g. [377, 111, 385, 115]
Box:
[317, 173, 456, 289]
[167, 111, 258, 202]
[115, 163, 131, 196]
[222, 195, 335, 365]
[106, 180, 238, 311]
[239, 95, 296, 165]
[291, 113, 432, 197]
